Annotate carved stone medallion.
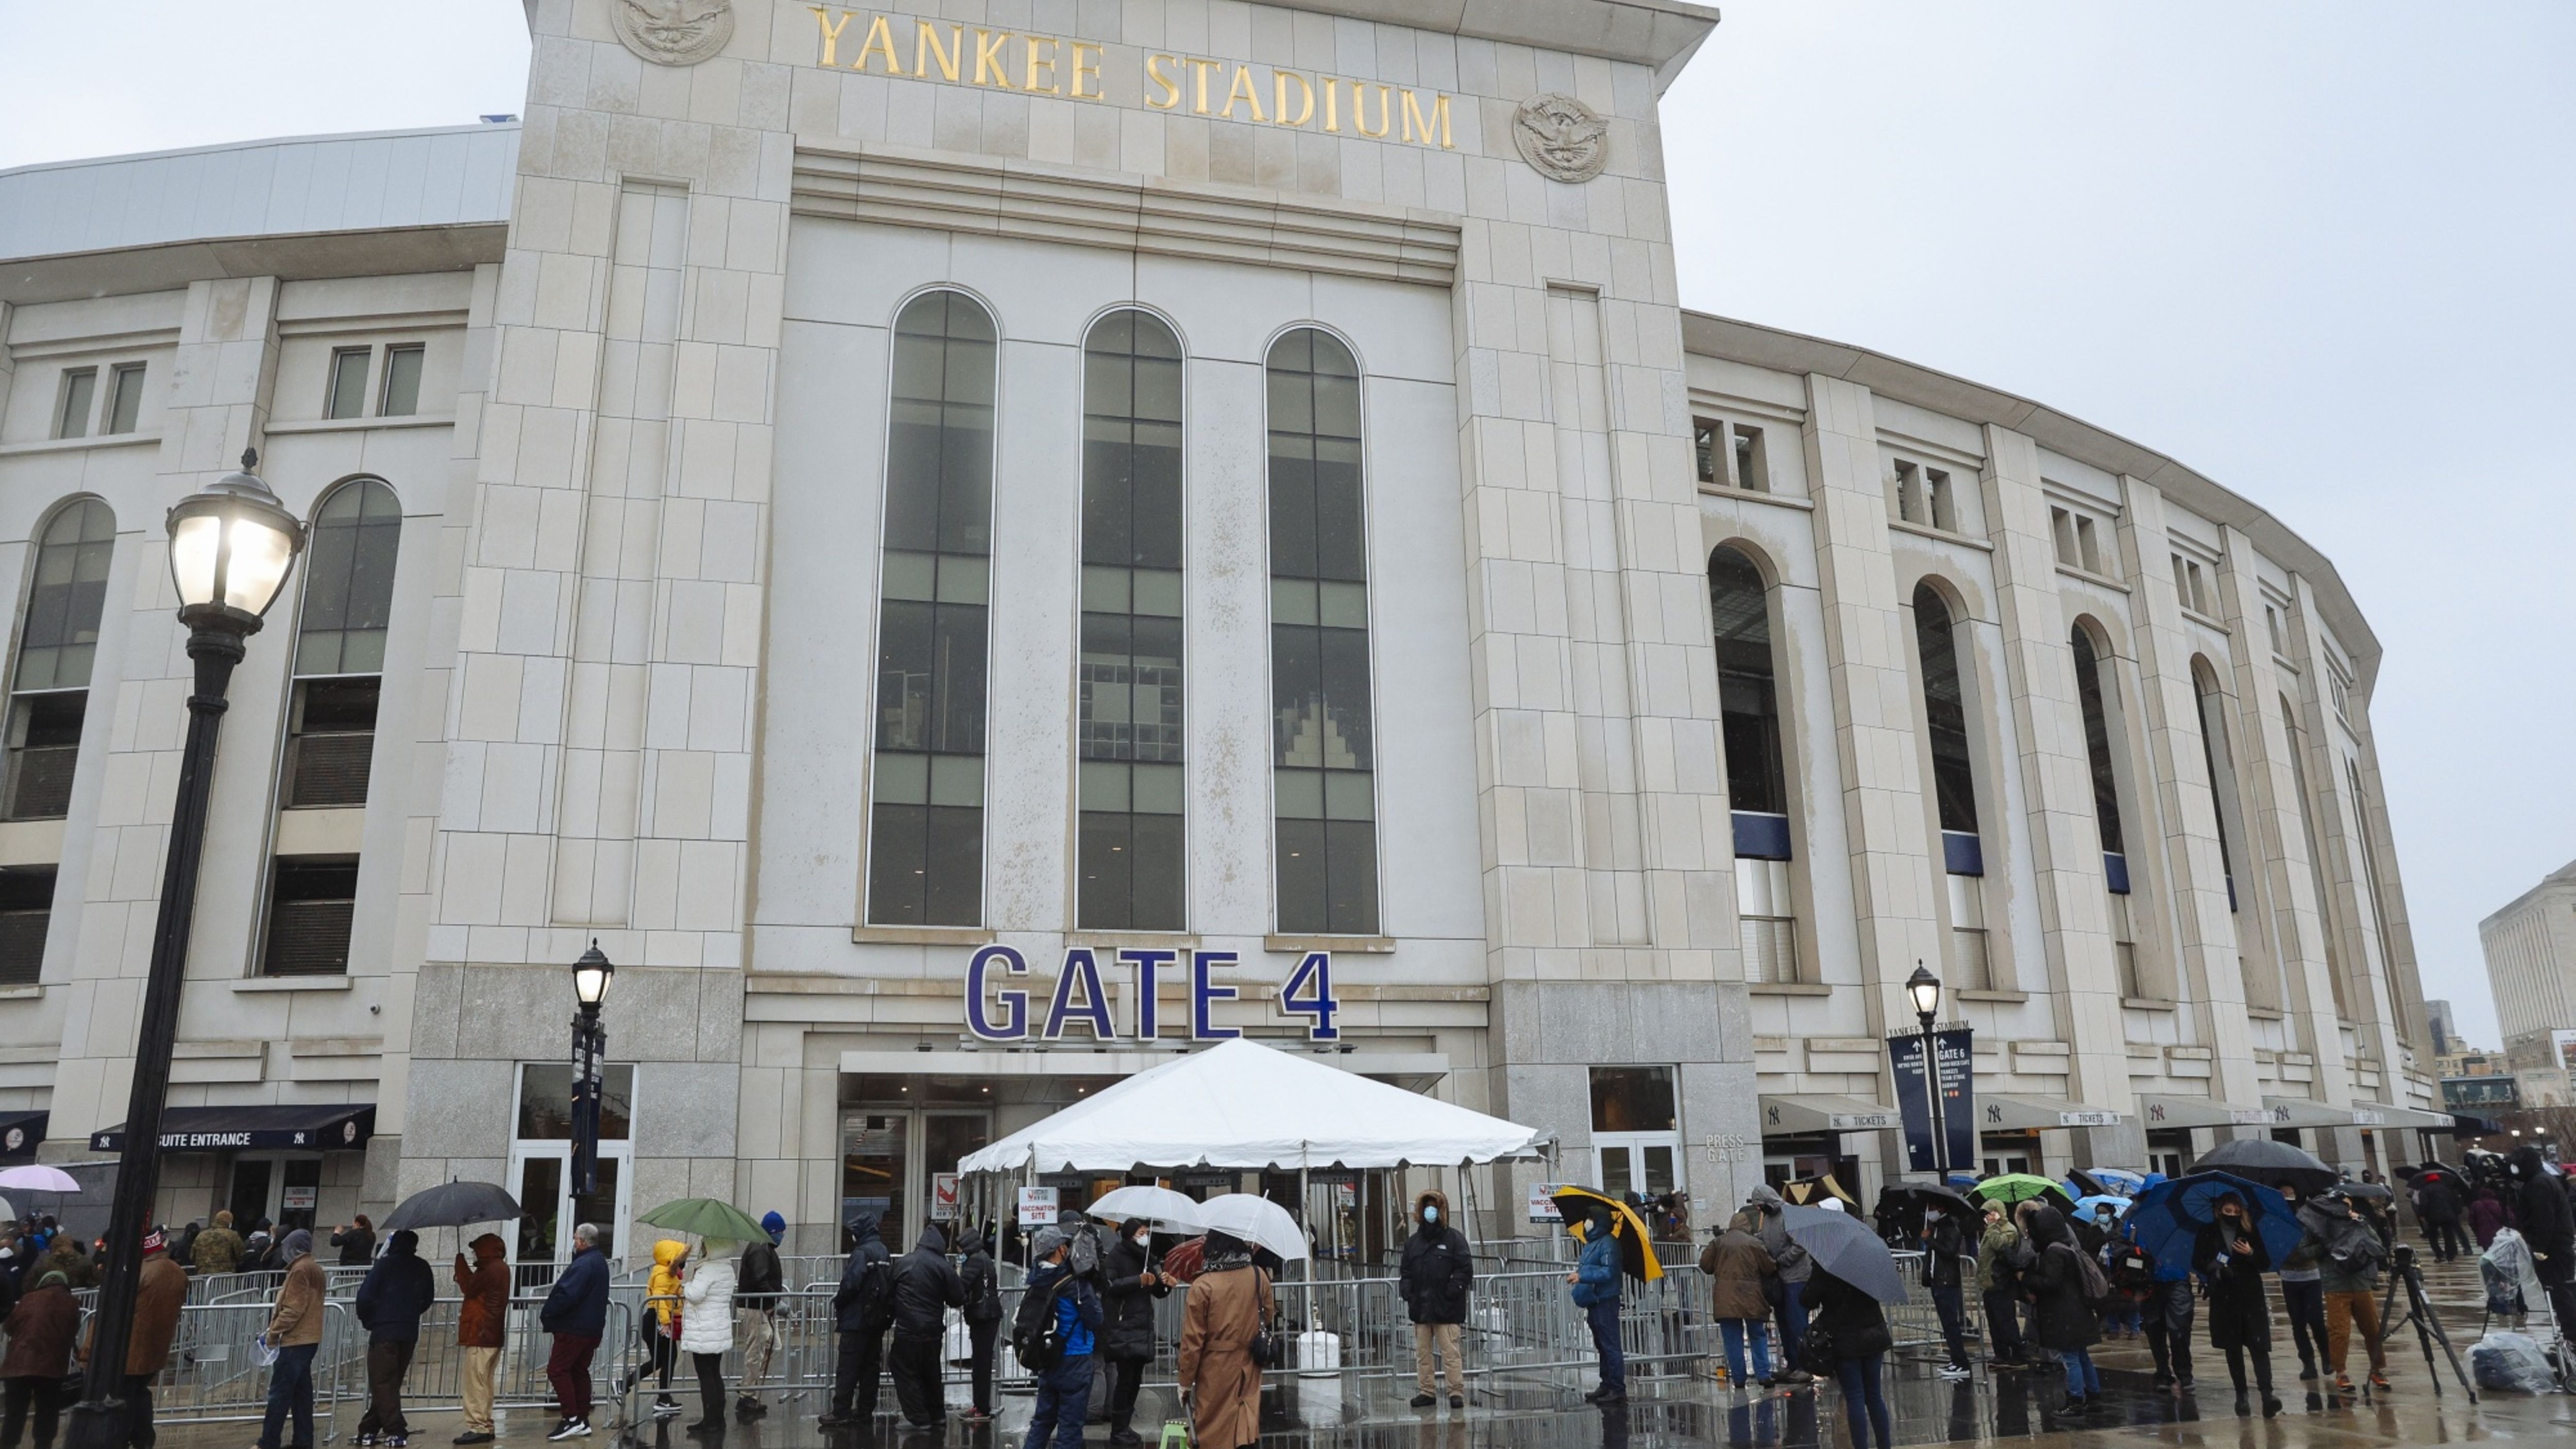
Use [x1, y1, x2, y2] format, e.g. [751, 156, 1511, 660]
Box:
[610, 0, 736, 67]
[1512, 94, 1610, 183]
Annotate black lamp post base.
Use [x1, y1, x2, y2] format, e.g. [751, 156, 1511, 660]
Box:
[60, 1392, 133, 1449]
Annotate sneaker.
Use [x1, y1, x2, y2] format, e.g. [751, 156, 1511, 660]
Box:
[1593, 1390, 1625, 1407]
[1109, 1430, 1144, 1446]
[655, 1400, 684, 1420]
[2334, 1373, 2353, 1392]
[961, 1410, 994, 1425]
[1756, 1377, 1775, 1389]
[358, 1436, 380, 1446]
[816, 1415, 855, 1430]
[2233, 1393, 2250, 1418]
[2176, 1377, 2195, 1392]
[549, 1420, 591, 1442]
[1937, 1364, 1972, 1380]
[388, 1437, 410, 1447]
[1410, 1394, 1435, 1409]
[454, 1434, 495, 1446]
[2368, 1371, 2391, 1390]
[684, 1422, 724, 1438]
[2262, 1394, 2283, 1417]
[2151, 1372, 2174, 1389]
[1583, 1386, 1609, 1403]
[2298, 1364, 2317, 1381]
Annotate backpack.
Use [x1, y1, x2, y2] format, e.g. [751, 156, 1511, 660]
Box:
[1011, 1274, 1072, 1372]
[2060, 1244, 2115, 1312]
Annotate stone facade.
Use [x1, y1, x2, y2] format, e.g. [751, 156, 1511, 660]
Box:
[0, 0, 2438, 1250]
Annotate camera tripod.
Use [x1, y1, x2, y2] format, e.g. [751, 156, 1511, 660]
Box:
[2373, 1244, 2476, 1402]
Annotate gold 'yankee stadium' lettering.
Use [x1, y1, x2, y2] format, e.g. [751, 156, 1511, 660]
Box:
[805, 8, 1454, 150]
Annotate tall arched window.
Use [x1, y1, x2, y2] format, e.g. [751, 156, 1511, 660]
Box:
[5, 499, 113, 821]
[868, 292, 996, 926]
[2281, 694, 2349, 1016]
[1077, 310, 1186, 930]
[264, 478, 401, 977]
[1913, 583, 1988, 986]
[2071, 625, 2141, 997]
[1266, 329, 1376, 935]
[2190, 662, 2241, 913]
[1710, 546, 1794, 983]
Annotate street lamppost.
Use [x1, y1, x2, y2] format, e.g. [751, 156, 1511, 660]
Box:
[66, 451, 304, 1449]
[570, 942, 615, 1195]
[1907, 962, 1947, 1179]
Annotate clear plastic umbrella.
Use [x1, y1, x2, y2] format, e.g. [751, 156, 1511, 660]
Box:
[1085, 1186, 1208, 1228]
[0, 1165, 78, 1194]
[1196, 1193, 1310, 1261]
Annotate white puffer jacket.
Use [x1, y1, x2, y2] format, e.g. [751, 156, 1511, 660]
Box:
[678, 1255, 739, 1354]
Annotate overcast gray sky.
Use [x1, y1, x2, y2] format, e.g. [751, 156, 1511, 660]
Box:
[5, 2, 2567, 1047]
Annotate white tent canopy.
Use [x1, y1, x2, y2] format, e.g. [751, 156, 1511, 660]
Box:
[956, 1039, 1546, 1174]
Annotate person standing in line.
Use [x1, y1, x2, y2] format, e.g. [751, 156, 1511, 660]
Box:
[677, 1241, 740, 1438]
[539, 1223, 612, 1442]
[820, 1210, 894, 1429]
[2193, 1193, 2281, 1418]
[2510, 1145, 2576, 1333]
[2016, 1206, 2105, 1416]
[2, 1270, 76, 1449]
[1742, 1186, 1813, 1383]
[1567, 1206, 1625, 1407]
[79, 1228, 185, 1449]
[1698, 1212, 1777, 1391]
[2274, 1187, 2328, 1383]
[1023, 1227, 1108, 1449]
[1397, 1191, 1472, 1410]
[352, 1227, 435, 1447]
[1808, 1265, 1892, 1449]
[332, 1216, 378, 1267]
[886, 1223, 964, 1428]
[1975, 1203, 2026, 1369]
[1920, 1203, 1974, 1380]
[2137, 1249, 2196, 1393]
[451, 1232, 511, 1445]
[168, 1222, 201, 1273]
[1172, 1230, 1264, 1449]
[256, 1231, 327, 1449]
[2411, 1172, 2464, 1263]
[636, 1240, 689, 1419]
[957, 1228, 1004, 1425]
[1101, 1216, 1173, 1439]
[733, 1214, 786, 1421]
[2300, 1192, 2390, 1392]
[192, 1211, 243, 1277]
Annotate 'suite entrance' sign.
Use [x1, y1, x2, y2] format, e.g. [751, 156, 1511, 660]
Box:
[807, 10, 1456, 149]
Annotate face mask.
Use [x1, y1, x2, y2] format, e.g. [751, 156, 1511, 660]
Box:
[1423, 1207, 1439, 1224]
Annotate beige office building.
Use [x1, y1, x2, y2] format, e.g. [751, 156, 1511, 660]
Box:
[0, 0, 2440, 1260]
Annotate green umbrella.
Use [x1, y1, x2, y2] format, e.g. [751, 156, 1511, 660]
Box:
[1968, 1173, 2076, 1209]
[635, 1198, 768, 1245]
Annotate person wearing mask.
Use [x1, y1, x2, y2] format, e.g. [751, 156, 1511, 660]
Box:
[820, 1211, 894, 1429]
[352, 1228, 435, 1447]
[332, 1216, 378, 1268]
[1742, 1185, 1813, 1383]
[2, 1270, 76, 1449]
[636, 1241, 688, 1420]
[240, 1232, 276, 1276]
[958, 1229, 1004, 1426]
[2017, 1205, 2105, 1414]
[677, 1241, 739, 1438]
[256, 1231, 327, 1449]
[2274, 1186, 2328, 1382]
[1920, 1203, 1973, 1380]
[733, 1214, 786, 1421]
[1567, 1205, 1625, 1406]
[78, 1227, 185, 1449]
[886, 1223, 963, 1429]
[192, 1211, 243, 1277]
[1808, 1265, 1892, 1449]
[2510, 1145, 2576, 1334]
[451, 1232, 511, 1445]
[1172, 1229, 1263, 1449]
[1975, 1203, 2026, 1370]
[1396, 1191, 1471, 1410]
[539, 1224, 612, 1442]
[1024, 1227, 1108, 1449]
[1102, 1217, 1173, 1439]
[2298, 1192, 2389, 1392]
[1698, 1212, 1777, 1391]
[2193, 1192, 2280, 1417]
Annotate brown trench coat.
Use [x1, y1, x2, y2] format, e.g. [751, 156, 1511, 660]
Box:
[83, 1254, 191, 1374]
[1697, 1225, 1776, 1321]
[1176, 1266, 1273, 1449]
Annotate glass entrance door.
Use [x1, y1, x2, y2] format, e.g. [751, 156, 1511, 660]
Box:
[842, 1109, 993, 1255]
[507, 1146, 629, 1289]
[1594, 1133, 1678, 1199]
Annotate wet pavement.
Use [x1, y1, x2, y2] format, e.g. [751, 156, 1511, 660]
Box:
[146, 1255, 2575, 1449]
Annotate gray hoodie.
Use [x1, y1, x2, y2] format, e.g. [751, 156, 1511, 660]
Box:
[1745, 1184, 1812, 1285]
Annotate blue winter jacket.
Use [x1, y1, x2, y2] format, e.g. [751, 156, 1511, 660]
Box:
[354, 1232, 437, 1343]
[1027, 1261, 1104, 1358]
[540, 1244, 613, 1338]
[1570, 1232, 1621, 1308]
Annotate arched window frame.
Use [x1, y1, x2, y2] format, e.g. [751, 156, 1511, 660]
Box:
[864, 289, 999, 928]
[1911, 579, 1993, 990]
[1264, 325, 1379, 937]
[2, 497, 115, 823]
[1074, 307, 1188, 931]
[2070, 618, 2148, 1000]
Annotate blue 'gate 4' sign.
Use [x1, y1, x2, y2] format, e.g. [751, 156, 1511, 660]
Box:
[966, 946, 1342, 1042]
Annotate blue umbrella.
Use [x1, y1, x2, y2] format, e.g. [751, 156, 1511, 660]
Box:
[2123, 1171, 2299, 1275]
[2074, 1193, 2133, 1219]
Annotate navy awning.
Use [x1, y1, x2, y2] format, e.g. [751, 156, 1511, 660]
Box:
[0, 1110, 44, 1159]
[90, 1104, 374, 1153]
[2451, 1112, 2506, 1139]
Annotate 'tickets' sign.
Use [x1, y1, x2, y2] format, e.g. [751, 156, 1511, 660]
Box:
[965, 946, 1340, 1042]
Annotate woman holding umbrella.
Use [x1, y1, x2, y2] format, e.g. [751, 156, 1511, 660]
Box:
[2191, 1193, 2280, 1418]
[2016, 1205, 2105, 1414]
[1808, 1267, 1892, 1449]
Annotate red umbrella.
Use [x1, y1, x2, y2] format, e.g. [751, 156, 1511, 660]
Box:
[1159, 1235, 1207, 1283]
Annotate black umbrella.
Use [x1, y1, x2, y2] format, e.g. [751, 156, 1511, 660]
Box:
[1780, 1204, 1907, 1305]
[2066, 1168, 2110, 1200]
[2189, 1138, 2336, 1195]
[381, 1181, 524, 1232]
[2337, 1181, 2394, 1201]
[1889, 1183, 1976, 1215]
